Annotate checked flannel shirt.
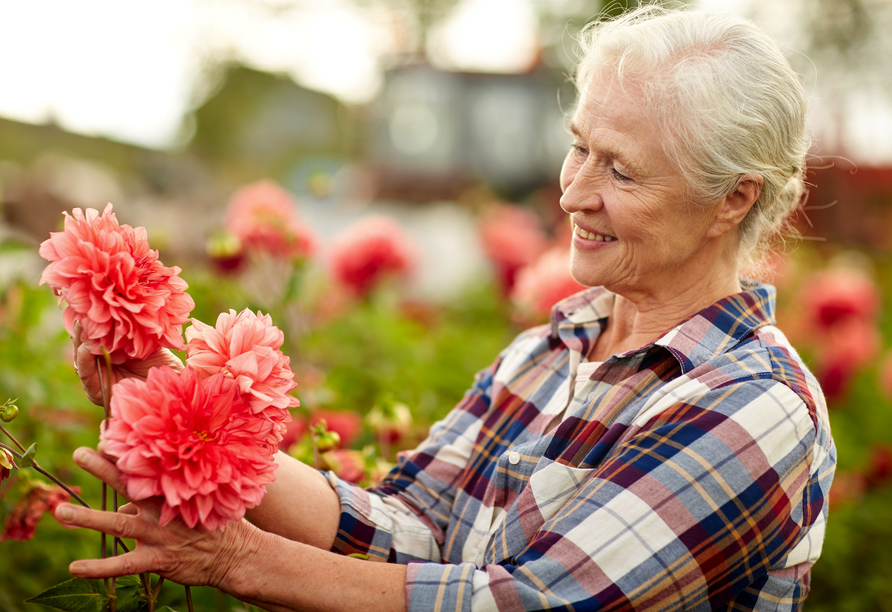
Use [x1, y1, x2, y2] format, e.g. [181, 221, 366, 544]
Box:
[327, 282, 836, 611]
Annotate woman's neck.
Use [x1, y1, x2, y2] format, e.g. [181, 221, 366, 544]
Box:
[588, 271, 743, 362]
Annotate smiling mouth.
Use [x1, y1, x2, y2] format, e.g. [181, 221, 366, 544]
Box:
[574, 223, 616, 242]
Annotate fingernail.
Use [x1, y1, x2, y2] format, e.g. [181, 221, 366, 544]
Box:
[69, 561, 85, 574]
[55, 505, 74, 521]
[72, 447, 90, 465]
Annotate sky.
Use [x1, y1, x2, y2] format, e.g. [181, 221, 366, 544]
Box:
[0, 0, 890, 162]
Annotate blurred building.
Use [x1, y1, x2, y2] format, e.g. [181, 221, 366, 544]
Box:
[188, 65, 353, 184]
[366, 63, 571, 201]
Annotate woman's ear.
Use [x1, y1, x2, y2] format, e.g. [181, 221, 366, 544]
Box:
[708, 173, 763, 238]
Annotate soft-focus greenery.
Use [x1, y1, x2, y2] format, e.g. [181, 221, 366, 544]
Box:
[3, 237, 892, 610]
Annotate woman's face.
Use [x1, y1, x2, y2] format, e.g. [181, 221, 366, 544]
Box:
[560, 74, 722, 299]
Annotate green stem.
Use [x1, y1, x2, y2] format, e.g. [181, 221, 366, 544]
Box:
[0, 424, 27, 453]
[0, 443, 89, 508]
[0, 442, 132, 553]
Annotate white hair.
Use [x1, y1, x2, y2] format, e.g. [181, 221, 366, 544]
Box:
[575, 5, 811, 269]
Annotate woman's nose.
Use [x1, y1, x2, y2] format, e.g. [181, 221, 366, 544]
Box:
[560, 166, 604, 214]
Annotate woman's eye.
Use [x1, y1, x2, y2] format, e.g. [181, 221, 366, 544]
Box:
[612, 168, 632, 182]
[571, 144, 587, 157]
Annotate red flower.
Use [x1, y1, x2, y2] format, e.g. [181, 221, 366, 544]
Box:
[102, 367, 277, 531]
[799, 268, 880, 329]
[39, 204, 194, 364]
[2, 483, 76, 541]
[511, 247, 586, 323]
[478, 203, 549, 295]
[0, 448, 15, 485]
[186, 309, 298, 451]
[815, 316, 881, 400]
[225, 180, 316, 261]
[866, 444, 892, 489]
[328, 217, 414, 297]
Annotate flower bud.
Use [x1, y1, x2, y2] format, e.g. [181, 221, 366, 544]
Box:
[316, 430, 341, 453]
[1, 401, 18, 422]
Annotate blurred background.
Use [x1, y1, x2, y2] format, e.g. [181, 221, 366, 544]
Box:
[1, 0, 891, 609]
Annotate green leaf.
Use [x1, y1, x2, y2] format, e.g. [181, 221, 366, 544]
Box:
[25, 576, 147, 612]
[18, 443, 37, 469]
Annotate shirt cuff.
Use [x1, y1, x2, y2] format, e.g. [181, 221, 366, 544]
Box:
[325, 472, 443, 564]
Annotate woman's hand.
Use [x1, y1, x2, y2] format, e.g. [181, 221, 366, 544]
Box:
[72, 321, 184, 406]
[54, 447, 257, 588]
[56, 448, 408, 612]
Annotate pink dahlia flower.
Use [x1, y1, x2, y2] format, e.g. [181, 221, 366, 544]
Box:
[39, 204, 194, 364]
[186, 309, 298, 450]
[478, 203, 549, 295]
[328, 216, 415, 297]
[224, 180, 316, 261]
[511, 247, 586, 323]
[102, 367, 277, 531]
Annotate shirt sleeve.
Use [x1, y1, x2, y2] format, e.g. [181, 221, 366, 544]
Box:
[404, 378, 832, 611]
[328, 352, 502, 563]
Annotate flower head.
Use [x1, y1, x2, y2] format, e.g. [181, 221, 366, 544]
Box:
[1, 483, 76, 541]
[511, 247, 586, 323]
[328, 217, 414, 297]
[186, 309, 297, 450]
[225, 180, 316, 261]
[799, 267, 880, 330]
[39, 204, 194, 364]
[102, 367, 277, 531]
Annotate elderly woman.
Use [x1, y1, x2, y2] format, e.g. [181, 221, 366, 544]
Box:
[58, 5, 835, 611]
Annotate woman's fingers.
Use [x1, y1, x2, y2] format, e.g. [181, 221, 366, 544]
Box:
[74, 343, 104, 406]
[55, 504, 148, 541]
[68, 551, 157, 580]
[73, 447, 128, 497]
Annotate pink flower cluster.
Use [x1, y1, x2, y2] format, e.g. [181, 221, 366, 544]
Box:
[224, 180, 317, 262]
[103, 309, 298, 530]
[478, 203, 549, 295]
[329, 217, 414, 297]
[39, 204, 194, 363]
[103, 368, 277, 531]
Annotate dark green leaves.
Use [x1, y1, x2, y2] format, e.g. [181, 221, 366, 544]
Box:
[25, 577, 147, 612]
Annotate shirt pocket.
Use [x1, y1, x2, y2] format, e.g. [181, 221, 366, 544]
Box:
[483, 457, 596, 565]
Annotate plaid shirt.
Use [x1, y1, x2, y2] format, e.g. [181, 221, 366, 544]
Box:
[328, 283, 836, 611]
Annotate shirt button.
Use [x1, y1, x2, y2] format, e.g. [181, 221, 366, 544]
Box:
[508, 451, 521, 465]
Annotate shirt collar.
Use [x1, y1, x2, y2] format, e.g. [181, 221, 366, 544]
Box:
[549, 281, 777, 373]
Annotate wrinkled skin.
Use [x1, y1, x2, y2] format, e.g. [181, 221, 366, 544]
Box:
[55, 448, 254, 587]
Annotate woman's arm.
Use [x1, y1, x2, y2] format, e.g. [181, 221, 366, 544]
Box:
[244, 451, 341, 549]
